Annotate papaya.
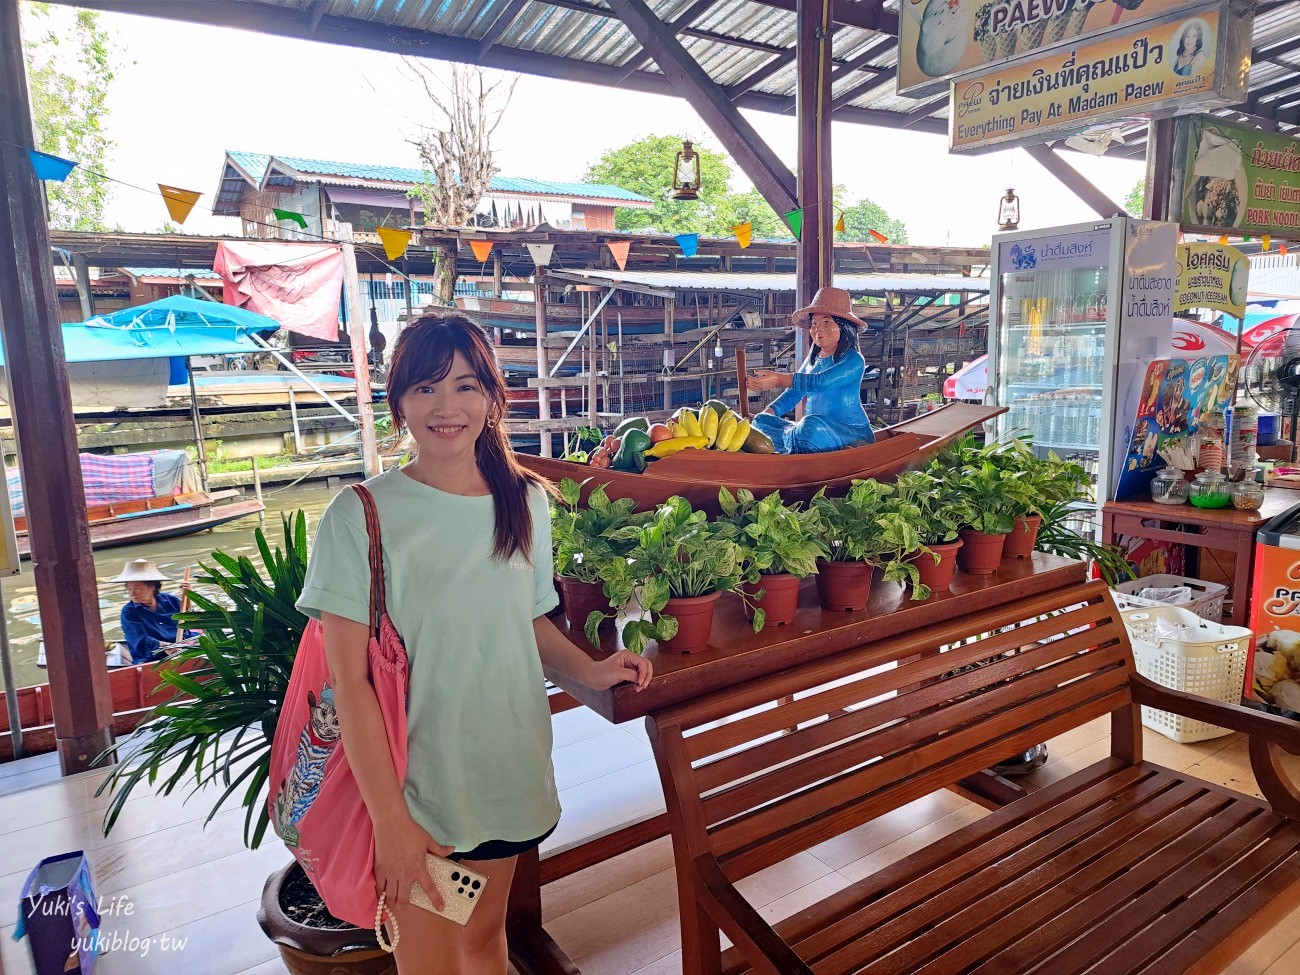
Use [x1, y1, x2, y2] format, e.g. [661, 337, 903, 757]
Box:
[742, 425, 776, 454]
[612, 416, 650, 438]
[645, 435, 708, 459]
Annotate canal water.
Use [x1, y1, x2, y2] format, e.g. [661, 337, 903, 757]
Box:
[6, 483, 340, 690]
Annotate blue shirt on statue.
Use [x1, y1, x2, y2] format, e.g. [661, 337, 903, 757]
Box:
[752, 349, 875, 453]
[121, 592, 184, 664]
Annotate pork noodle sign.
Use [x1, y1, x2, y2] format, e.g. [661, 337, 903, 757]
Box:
[899, 0, 1193, 97]
[948, 2, 1248, 153]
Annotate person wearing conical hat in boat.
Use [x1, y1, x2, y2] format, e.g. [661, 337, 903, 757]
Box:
[110, 559, 193, 664]
[747, 287, 876, 453]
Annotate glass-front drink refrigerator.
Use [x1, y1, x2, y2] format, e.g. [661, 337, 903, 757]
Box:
[988, 217, 1179, 502]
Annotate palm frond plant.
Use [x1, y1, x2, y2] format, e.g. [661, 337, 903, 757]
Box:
[1036, 499, 1136, 586]
[95, 512, 310, 850]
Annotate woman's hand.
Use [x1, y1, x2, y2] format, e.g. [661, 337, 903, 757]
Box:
[749, 369, 790, 392]
[585, 649, 652, 692]
[373, 812, 456, 911]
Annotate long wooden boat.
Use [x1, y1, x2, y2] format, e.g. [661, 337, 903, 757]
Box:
[15, 489, 266, 558]
[520, 402, 1004, 513]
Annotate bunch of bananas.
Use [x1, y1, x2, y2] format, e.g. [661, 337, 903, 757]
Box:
[668, 407, 750, 451]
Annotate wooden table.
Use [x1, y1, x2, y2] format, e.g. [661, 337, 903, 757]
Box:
[1100, 491, 1298, 627]
[506, 554, 1089, 975]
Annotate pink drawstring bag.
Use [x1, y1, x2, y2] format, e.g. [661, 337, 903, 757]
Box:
[268, 484, 408, 932]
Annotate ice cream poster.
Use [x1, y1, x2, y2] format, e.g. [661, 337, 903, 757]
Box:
[1175, 242, 1249, 320]
[1113, 354, 1239, 501]
[899, 0, 1195, 97]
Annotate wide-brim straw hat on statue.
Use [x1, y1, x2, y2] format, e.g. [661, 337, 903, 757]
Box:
[791, 286, 868, 331]
[109, 559, 170, 583]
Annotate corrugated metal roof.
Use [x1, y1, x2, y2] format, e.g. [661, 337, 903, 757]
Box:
[241, 148, 650, 200]
[554, 268, 990, 295]
[121, 267, 221, 280]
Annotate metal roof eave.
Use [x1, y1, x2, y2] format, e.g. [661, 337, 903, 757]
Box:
[550, 268, 992, 297]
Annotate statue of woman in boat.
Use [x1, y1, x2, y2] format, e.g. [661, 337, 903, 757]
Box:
[747, 287, 875, 454]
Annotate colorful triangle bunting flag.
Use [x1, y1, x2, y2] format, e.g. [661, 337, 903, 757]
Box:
[732, 223, 752, 249]
[158, 184, 202, 225]
[470, 240, 494, 262]
[784, 208, 803, 240]
[377, 227, 413, 261]
[607, 240, 631, 270]
[29, 149, 77, 182]
[674, 233, 699, 259]
[274, 208, 308, 230]
[868, 229, 889, 244]
[526, 243, 555, 267]
[835, 211, 846, 234]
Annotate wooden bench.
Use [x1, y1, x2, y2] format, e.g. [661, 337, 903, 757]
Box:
[647, 580, 1300, 975]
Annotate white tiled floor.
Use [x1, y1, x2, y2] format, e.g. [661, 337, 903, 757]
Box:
[2, 710, 1299, 975]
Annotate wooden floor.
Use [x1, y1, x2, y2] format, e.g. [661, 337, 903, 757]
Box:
[2, 708, 1299, 975]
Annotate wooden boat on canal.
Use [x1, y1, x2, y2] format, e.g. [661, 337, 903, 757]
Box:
[15, 489, 266, 559]
[520, 402, 1003, 513]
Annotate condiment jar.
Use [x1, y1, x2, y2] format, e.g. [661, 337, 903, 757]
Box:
[1189, 471, 1232, 509]
[1150, 469, 1190, 505]
[1231, 479, 1264, 511]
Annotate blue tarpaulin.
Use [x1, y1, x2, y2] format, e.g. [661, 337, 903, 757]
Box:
[19, 295, 283, 366]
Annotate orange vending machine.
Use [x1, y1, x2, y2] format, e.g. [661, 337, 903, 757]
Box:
[1247, 502, 1300, 718]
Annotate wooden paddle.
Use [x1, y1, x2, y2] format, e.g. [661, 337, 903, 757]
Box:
[736, 348, 750, 419]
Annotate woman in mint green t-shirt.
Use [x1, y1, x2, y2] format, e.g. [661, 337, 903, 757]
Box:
[297, 315, 651, 974]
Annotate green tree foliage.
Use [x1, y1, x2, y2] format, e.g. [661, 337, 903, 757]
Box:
[1124, 179, 1144, 217]
[713, 187, 790, 240]
[22, 3, 117, 231]
[837, 196, 909, 244]
[585, 135, 739, 236]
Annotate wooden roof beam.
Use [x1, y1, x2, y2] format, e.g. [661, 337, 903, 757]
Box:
[617, 0, 716, 82]
[728, 49, 798, 97]
[478, 0, 529, 60]
[1022, 144, 1125, 219]
[606, 0, 798, 214]
[747, 0, 898, 35]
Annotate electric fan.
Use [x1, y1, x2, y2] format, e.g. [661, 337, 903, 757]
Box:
[1243, 326, 1300, 463]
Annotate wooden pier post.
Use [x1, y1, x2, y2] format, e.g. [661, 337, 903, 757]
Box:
[535, 274, 552, 457]
[0, 0, 113, 773]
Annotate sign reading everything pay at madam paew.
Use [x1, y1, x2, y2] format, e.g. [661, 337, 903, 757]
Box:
[948, 2, 1249, 153]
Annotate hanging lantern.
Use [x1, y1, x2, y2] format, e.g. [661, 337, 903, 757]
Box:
[670, 140, 701, 201]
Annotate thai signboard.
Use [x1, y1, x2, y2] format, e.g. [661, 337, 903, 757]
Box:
[1172, 117, 1300, 239]
[1175, 242, 1249, 319]
[948, 1, 1251, 153]
[899, 0, 1193, 97]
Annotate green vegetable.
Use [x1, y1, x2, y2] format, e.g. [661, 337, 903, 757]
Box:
[611, 429, 652, 473]
[612, 416, 650, 438]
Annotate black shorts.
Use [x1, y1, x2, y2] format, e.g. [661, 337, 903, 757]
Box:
[448, 822, 558, 863]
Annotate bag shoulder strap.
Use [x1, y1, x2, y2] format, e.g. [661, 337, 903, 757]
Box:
[352, 484, 387, 633]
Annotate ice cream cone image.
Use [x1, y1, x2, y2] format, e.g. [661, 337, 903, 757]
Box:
[995, 25, 1018, 58]
[975, 4, 997, 60]
[1066, 0, 1095, 37]
[1044, 2, 1075, 43]
[1018, 18, 1048, 53]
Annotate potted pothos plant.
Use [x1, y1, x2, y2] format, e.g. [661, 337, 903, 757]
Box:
[93, 514, 395, 975]
[988, 439, 1091, 559]
[607, 496, 754, 654]
[714, 487, 826, 626]
[952, 454, 1020, 575]
[809, 480, 926, 610]
[893, 469, 973, 594]
[550, 477, 650, 643]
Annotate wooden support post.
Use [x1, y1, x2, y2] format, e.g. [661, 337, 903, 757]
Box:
[736, 348, 750, 417]
[251, 456, 265, 523]
[288, 387, 304, 454]
[1023, 144, 1125, 219]
[72, 252, 94, 321]
[663, 298, 675, 416]
[0, 0, 113, 774]
[186, 360, 210, 493]
[589, 299, 598, 427]
[796, 0, 834, 368]
[335, 222, 382, 478]
[493, 250, 503, 297]
[535, 274, 552, 457]
[1142, 118, 1177, 222]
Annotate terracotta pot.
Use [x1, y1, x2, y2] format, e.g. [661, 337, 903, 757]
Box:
[740, 573, 801, 626]
[658, 591, 722, 654]
[957, 528, 1008, 575]
[258, 862, 396, 975]
[911, 539, 964, 594]
[1002, 515, 1043, 559]
[557, 576, 609, 636]
[815, 558, 874, 612]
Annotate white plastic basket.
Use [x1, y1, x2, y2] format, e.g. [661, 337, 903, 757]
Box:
[1116, 603, 1252, 743]
[1113, 573, 1228, 622]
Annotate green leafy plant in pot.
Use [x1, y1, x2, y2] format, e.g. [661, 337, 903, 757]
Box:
[714, 487, 827, 626]
[609, 496, 754, 654]
[810, 480, 927, 610]
[93, 514, 395, 975]
[550, 477, 650, 645]
[950, 453, 1020, 575]
[893, 469, 973, 594]
[985, 438, 1089, 558]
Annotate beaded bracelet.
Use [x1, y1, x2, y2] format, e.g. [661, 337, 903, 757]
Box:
[375, 893, 400, 952]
